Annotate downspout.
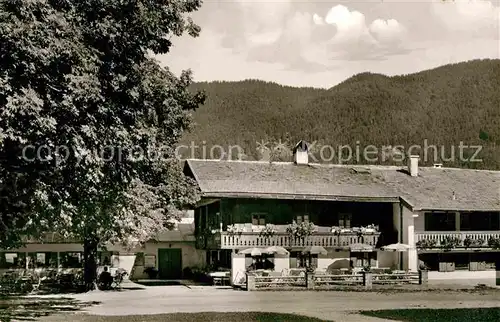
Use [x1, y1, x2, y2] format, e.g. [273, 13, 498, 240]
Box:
[399, 203, 403, 243]
[399, 202, 404, 270]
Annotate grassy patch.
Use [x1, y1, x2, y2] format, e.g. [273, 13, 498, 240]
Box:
[0, 297, 99, 321]
[361, 308, 500, 321]
[41, 312, 329, 321]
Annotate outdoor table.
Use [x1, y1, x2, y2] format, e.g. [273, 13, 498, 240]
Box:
[209, 271, 230, 286]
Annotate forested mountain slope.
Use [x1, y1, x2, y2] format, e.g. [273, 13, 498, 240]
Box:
[181, 59, 500, 169]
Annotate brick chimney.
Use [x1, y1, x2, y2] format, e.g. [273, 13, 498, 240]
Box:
[293, 140, 309, 165]
[408, 155, 419, 177]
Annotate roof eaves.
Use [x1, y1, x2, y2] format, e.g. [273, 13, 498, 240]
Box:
[185, 159, 202, 184]
[201, 191, 399, 202]
[399, 196, 416, 211]
[417, 207, 500, 212]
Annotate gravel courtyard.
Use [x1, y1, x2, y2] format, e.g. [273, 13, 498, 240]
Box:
[32, 284, 500, 322]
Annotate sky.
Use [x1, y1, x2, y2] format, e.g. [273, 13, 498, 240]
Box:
[158, 0, 500, 88]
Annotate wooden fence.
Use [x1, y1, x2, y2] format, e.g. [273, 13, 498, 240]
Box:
[246, 270, 428, 291]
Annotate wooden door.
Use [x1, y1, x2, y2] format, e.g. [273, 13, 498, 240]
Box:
[158, 249, 182, 279]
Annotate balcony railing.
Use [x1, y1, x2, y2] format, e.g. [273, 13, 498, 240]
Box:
[416, 231, 500, 249]
[219, 232, 380, 249]
[21, 233, 81, 244]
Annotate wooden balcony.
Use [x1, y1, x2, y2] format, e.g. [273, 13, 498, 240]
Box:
[416, 231, 500, 249]
[218, 232, 381, 250]
[21, 233, 81, 244]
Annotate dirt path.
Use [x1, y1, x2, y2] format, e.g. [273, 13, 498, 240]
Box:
[35, 286, 500, 321]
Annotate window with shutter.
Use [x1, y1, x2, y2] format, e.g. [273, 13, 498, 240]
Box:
[339, 213, 352, 228]
[251, 213, 266, 225]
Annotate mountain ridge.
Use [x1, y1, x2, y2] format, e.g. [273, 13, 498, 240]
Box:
[182, 59, 500, 170]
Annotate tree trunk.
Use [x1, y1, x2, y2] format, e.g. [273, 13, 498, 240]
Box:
[83, 236, 99, 292]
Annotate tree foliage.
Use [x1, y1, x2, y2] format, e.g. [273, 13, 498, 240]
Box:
[0, 0, 204, 259]
[182, 60, 500, 170]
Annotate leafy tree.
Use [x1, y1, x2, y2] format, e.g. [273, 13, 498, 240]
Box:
[0, 0, 204, 290]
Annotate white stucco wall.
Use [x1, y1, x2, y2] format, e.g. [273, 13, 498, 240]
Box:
[414, 212, 425, 231]
[392, 203, 401, 233]
[274, 254, 289, 273]
[294, 151, 308, 164]
[131, 241, 206, 279]
[231, 253, 246, 285]
[400, 205, 418, 271]
[428, 270, 498, 287]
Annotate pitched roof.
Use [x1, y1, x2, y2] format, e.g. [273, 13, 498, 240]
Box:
[184, 159, 500, 212]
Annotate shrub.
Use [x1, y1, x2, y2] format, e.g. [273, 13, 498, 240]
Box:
[144, 267, 158, 279]
[183, 267, 193, 279]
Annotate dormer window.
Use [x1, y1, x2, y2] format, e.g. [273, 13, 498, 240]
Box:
[292, 140, 309, 165]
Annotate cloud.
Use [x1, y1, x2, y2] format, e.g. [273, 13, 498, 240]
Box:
[369, 19, 406, 45]
[313, 13, 325, 26]
[313, 5, 407, 61]
[234, 0, 292, 48]
[162, 1, 500, 88]
[431, 0, 500, 38]
[323, 5, 375, 46]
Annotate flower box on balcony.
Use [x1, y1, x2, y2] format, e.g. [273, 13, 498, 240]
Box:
[331, 224, 379, 236]
[463, 236, 485, 248]
[258, 224, 277, 239]
[286, 221, 316, 240]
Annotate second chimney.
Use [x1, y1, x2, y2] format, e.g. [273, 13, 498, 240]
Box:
[408, 155, 419, 177]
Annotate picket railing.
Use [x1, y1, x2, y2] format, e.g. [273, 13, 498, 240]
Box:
[221, 232, 380, 249]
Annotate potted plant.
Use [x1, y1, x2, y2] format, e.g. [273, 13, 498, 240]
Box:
[440, 236, 461, 250]
[286, 221, 316, 241]
[226, 224, 242, 237]
[416, 238, 437, 249]
[363, 224, 379, 234]
[330, 226, 341, 235]
[464, 236, 484, 248]
[259, 224, 277, 239]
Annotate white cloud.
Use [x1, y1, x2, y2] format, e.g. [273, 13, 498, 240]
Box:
[313, 13, 325, 26]
[369, 19, 406, 45]
[323, 5, 375, 46]
[246, 31, 283, 46]
[161, 1, 500, 88]
[431, 0, 500, 37]
[312, 5, 407, 60]
[235, 0, 292, 48]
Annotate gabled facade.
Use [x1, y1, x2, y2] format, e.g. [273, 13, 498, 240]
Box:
[184, 153, 500, 285]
